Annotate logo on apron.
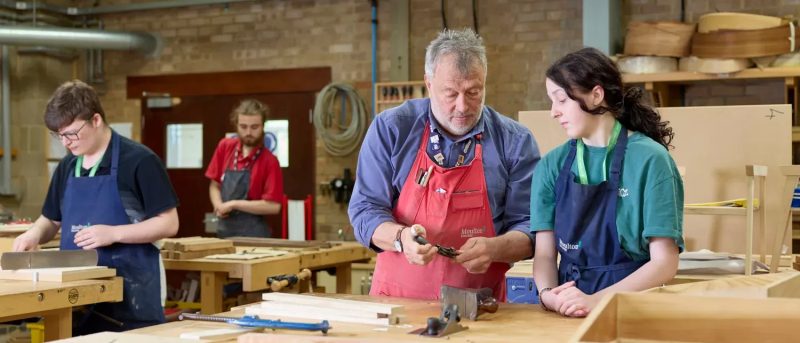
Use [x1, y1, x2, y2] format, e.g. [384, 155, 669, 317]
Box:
[619, 187, 629, 198]
[559, 238, 582, 252]
[71, 223, 90, 233]
[460, 226, 486, 238]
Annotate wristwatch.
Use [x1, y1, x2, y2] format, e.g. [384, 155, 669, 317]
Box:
[393, 226, 407, 252]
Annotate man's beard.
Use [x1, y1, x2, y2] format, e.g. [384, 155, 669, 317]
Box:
[241, 133, 263, 147]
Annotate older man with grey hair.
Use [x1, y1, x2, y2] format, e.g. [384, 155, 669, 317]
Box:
[348, 28, 541, 300]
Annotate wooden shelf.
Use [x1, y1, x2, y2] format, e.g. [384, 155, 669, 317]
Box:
[374, 81, 426, 113]
[623, 67, 800, 84]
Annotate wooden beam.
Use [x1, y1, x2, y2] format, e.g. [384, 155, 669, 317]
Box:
[127, 67, 332, 99]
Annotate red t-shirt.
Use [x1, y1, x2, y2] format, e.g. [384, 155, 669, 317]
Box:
[205, 137, 284, 203]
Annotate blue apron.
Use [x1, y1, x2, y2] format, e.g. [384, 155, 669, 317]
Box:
[553, 124, 646, 294]
[61, 132, 164, 334]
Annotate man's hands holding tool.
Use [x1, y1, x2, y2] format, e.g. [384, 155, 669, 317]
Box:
[454, 237, 496, 274]
[401, 224, 437, 265]
[402, 224, 497, 274]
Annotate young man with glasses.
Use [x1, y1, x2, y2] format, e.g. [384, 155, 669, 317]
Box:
[13, 80, 179, 333]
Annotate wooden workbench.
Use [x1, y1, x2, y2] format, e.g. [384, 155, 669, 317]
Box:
[128, 294, 582, 342]
[163, 242, 371, 314]
[0, 276, 122, 341]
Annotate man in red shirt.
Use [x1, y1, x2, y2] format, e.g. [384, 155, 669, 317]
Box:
[205, 99, 284, 238]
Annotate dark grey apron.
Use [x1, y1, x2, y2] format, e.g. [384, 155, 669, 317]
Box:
[217, 146, 269, 238]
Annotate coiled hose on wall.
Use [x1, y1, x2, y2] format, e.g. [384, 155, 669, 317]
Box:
[313, 82, 368, 157]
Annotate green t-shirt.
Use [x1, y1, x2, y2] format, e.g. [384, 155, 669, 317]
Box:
[530, 132, 685, 261]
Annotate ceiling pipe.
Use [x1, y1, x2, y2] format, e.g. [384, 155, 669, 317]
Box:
[0, 0, 255, 16]
[0, 25, 160, 56]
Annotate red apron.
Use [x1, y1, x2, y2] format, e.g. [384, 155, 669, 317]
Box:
[370, 123, 509, 300]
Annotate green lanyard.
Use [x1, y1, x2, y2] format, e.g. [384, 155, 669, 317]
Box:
[576, 121, 622, 185]
[74, 155, 101, 178]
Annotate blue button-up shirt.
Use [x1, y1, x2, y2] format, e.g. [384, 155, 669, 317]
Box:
[348, 98, 541, 252]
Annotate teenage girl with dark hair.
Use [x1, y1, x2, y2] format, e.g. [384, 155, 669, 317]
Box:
[531, 47, 684, 317]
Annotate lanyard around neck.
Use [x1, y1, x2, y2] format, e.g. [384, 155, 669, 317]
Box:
[75, 155, 101, 178]
[576, 121, 622, 185]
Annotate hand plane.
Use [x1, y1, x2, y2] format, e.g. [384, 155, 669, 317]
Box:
[440, 285, 498, 321]
[408, 304, 467, 337]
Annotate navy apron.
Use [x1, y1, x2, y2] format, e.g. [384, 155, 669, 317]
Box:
[217, 145, 269, 238]
[553, 124, 647, 294]
[61, 132, 164, 334]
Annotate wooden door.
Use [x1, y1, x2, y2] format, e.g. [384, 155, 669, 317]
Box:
[130, 68, 330, 238]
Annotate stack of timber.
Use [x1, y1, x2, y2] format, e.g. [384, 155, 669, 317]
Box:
[244, 293, 403, 326]
[161, 237, 235, 260]
[228, 236, 336, 250]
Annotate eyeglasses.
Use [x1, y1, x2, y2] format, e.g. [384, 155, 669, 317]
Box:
[50, 121, 88, 143]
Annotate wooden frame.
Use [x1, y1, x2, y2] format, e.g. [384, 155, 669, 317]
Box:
[771, 165, 800, 272]
[684, 165, 767, 275]
[572, 292, 800, 342]
[650, 271, 800, 298]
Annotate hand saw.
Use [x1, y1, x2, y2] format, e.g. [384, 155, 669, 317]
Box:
[0, 250, 98, 270]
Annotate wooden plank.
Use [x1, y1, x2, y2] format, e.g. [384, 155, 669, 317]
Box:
[0, 266, 115, 282]
[261, 293, 402, 315]
[176, 239, 233, 252]
[622, 66, 800, 84]
[520, 105, 791, 254]
[684, 206, 748, 216]
[229, 237, 332, 249]
[171, 247, 236, 260]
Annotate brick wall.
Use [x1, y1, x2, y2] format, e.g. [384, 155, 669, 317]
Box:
[7, 0, 800, 239]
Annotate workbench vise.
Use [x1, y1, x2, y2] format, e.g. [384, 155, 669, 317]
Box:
[440, 285, 498, 321]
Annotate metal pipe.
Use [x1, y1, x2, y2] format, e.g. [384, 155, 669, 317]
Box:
[17, 46, 79, 60]
[1, 45, 10, 195]
[0, 0, 254, 16]
[0, 25, 159, 56]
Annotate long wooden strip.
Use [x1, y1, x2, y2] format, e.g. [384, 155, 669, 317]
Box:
[170, 246, 236, 260]
[229, 237, 331, 249]
[261, 293, 401, 315]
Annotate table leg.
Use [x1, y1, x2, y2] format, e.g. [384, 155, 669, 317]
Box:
[42, 307, 71, 341]
[201, 271, 226, 314]
[335, 263, 352, 294]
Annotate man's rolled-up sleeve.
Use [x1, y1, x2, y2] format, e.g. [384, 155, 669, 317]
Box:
[348, 116, 398, 252]
[501, 131, 541, 249]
